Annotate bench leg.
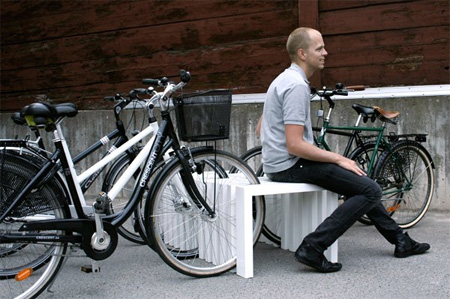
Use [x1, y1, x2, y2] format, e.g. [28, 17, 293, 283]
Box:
[325, 191, 338, 263]
[279, 190, 339, 262]
[236, 187, 253, 278]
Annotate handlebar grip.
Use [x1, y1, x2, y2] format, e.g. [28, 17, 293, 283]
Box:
[142, 78, 160, 85]
[180, 69, 191, 83]
[335, 90, 348, 96]
[129, 88, 149, 100]
[346, 85, 365, 91]
[104, 96, 116, 102]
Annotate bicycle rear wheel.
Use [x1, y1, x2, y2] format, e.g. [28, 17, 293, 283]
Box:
[1, 151, 70, 299]
[373, 140, 434, 228]
[144, 148, 265, 277]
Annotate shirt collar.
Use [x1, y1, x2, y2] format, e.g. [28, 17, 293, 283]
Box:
[289, 63, 310, 84]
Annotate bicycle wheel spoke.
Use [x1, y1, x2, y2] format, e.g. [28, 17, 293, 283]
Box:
[374, 141, 434, 228]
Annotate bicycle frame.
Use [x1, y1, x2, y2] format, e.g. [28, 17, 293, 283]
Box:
[316, 112, 388, 176]
[0, 118, 158, 225]
[3, 97, 141, 195]
[1, 71, 215, 249]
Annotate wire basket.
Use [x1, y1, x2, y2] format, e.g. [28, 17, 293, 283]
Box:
[175, 89, 232, 142]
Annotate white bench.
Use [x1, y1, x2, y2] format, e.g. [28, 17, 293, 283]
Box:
[234, 177, 338, 278]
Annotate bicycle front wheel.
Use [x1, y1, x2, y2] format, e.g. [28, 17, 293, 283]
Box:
[144, 148, 265, 277]
[373, 140, 434, 228]
[0, 151, 70, 299]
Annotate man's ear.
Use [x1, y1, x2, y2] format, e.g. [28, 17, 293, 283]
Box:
[297, 48, 306, 61]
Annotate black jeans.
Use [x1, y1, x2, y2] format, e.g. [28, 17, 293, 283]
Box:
[266, 158, 402, 253]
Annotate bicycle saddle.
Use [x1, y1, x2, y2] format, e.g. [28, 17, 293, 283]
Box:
[352, 104, 376, 117]
[20, 102, 78, 128]
[372, 106, 400, 119]
[352, 104, 399, 124]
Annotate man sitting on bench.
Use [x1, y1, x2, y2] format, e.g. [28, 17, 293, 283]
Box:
[259, 27, 430, 273]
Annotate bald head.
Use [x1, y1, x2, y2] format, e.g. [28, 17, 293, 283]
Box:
[286, 27, 320, 63]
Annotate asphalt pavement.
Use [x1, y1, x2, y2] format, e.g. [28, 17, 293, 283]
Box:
[34, 212, 449, 299]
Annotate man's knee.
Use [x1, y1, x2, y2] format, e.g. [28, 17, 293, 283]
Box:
[364, 180, 383, 202]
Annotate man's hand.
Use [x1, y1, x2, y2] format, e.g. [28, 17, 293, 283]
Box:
[336, 157, 367, 176]
[285, 124, 366, 177]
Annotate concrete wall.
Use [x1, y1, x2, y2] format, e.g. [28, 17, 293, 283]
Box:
[1, 95, 448, 211]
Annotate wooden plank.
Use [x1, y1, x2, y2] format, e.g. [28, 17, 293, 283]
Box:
[319, 0, 412, 12]
[325, 42, 448, 68]
[1, 8, 297, 70]
[324, 26, 449, 53]
[0, 0, 114, 20]
[320, 0, 449, 35]
[0, 62, 285, 112]
[322, 60, 448, 87]
[0, 37, 290, 111]
[1, 37, 289, 92]
[298, 0, 319, 28]
[1, 0, 297, 44]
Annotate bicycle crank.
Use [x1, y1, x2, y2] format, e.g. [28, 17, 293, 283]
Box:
[81, 192, 118, 260]
[81, 221, 118, 260]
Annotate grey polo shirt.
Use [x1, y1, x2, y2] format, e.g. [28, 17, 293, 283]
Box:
[261, 63, 314, 174]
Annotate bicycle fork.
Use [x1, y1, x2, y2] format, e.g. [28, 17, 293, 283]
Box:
[176, 147, 216, 219]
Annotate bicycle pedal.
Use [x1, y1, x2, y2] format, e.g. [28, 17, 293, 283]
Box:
[81, 262, 100, 274]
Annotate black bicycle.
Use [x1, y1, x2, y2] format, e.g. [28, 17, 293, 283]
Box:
[0, 70, 265, 298]
[3, 91, 150, 245]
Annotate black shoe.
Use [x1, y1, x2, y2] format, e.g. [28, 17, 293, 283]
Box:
[394, 232, 430, 258]
[294, 241, 342, 273]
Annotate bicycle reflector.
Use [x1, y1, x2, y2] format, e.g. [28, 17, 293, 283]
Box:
[15, 268, 33, 281]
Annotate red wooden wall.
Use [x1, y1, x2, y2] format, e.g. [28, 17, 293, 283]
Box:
[319, 0, 449, 88]
[1, 0, 448, 111]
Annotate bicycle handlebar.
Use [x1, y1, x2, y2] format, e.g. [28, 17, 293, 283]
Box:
[103, 70, 191, 114]
[312, 83, 365, 97]
[143, 70, 191, 106]
[142, 70, 190, 88]
[312, 83, 365, 109]
[141, 68, 190, 88]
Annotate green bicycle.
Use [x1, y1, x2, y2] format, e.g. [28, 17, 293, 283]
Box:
[242, 83, 435, 245]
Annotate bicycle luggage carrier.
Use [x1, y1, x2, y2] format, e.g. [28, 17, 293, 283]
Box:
[175, 89, 232, 142]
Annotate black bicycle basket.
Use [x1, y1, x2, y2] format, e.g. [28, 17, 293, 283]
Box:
[174, 89, 232, 142]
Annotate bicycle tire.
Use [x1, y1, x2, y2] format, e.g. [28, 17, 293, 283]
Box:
[239, 146, 282, 245]
[0, 151, 70, 299]
[144, 148, 265, 277]
[372, 140, 434, 228]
